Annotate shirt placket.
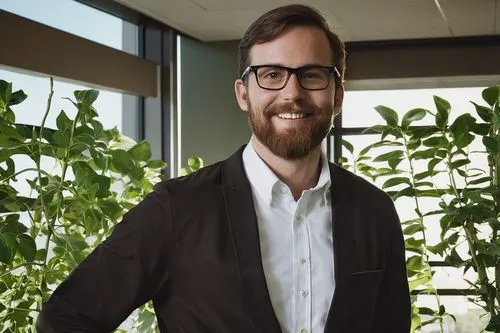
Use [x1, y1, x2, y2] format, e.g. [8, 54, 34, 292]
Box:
[293, 196, 312, 333]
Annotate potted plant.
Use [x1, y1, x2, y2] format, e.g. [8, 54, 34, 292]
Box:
[0, 78, 202, 332]
[339, 85, 500, 333]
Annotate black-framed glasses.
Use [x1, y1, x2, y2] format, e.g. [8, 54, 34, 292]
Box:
[240, 65, 341, 91]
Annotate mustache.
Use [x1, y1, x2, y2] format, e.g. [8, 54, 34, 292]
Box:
[264, 102, 319, 116]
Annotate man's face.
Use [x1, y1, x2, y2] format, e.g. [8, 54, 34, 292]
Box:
[235, 25, 344, 160]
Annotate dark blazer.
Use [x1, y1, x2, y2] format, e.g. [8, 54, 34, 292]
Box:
[36, 146, 411, 333]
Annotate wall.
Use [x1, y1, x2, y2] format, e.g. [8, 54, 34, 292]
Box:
[179, 37, 251, 168]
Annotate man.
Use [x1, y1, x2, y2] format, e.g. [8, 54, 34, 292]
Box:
[37, 4, 410, 333]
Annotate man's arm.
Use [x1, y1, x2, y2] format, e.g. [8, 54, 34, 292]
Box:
[36, 187, 172, 332]
[372, 199, 411, 333]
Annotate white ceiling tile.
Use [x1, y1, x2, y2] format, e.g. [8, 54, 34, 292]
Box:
[439, 0, 496, 36]
[322, 1, 451, 41]
[114, 0, 499, 42]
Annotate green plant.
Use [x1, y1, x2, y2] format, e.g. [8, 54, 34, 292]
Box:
[0, 78, 197, 332]
[339, 85, 500, 332]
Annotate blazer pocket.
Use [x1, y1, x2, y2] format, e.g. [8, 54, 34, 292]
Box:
[347, 269, 385, 331]
[351, 269, 385, 276]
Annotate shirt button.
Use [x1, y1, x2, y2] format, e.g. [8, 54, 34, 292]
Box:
[301, 290, 309, 297]
[280, 186, 287, 194]
[300, 257, 306, 264]
[299, 329, 307, 333]
[295, 216, 303, 223]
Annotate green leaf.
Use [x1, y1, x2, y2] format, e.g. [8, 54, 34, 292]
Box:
[409, 126, 439, 139]
[374, 105, 398, 128]
[422, 136, 448, 148]
[52, 130, 71, 148]
[435, 150, 447, 158]
[129, 141, 152, 162]
[373, 150, 404, 162]
[427, 242, 448, 256]
[449, 113, 476, 148]
[342, 139, 354, 154]
[411, 148, 437, 160]
[418, 307, 436, 316]
[187, 156, 203, 170]
[9, 89, 28, 106]
[130, 166, 145, 181]
[146, 160, 168, 169]
[3, 214, 27, 234]
[93, 175, 111, 198]
[434, 95, 451, 128]
[61, 235, 88, 252]
[403, 224, 424, 235]
[414, 170, 432, 181]
[388, 158, 403, 170]
[0, 81, 13, 109]
[406, 137, 421, 151]
[56, 110, 72, 131]
[401, 108, 427, 130]
[0, 234, 12, 264]
[382, 177, 412, 189]
[445, 248, 466, 267]
[110, 149, 135, 173]
[0, 281, 7, 293]
[408, 272, 432, 291]
[414, 181, 433, 188]
[17, 234, 36, 261]
[482, 85, 500, 107]
[451, 159, 470, 168]
[468, 176, 491, 185]
[74, 89, 99, 105]
[36, 248, 47, 261]
[84, 208, 102, 233]
[100, 199, 123, 221]
[483, 136, 500, 154]
[471, 101, 492, 122]
[365, 125, 389, 134]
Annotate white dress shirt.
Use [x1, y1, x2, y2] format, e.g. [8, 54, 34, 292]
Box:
[242, 141, 335, 333]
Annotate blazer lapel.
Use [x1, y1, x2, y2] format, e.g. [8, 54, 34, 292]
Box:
[221, 147, 282, 333]
[324, 163, 357, 332]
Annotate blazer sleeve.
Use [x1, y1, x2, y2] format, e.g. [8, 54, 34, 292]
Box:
[372, 198, 411, 333]
[36, 185, 172, 333]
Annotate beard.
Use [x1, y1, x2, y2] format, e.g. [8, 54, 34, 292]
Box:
[248, 99, 334, 160]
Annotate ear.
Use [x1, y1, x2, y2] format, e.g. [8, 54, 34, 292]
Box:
[333, 86, 344, 116]
[235, 79, 249, 112]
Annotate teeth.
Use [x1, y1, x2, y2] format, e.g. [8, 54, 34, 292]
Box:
[277, 113, 307, 119]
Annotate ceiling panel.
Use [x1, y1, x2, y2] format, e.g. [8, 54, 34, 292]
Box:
[439, 0, 496, 36]
[323, 1, 450, 41]
[114, 0, 499, 41]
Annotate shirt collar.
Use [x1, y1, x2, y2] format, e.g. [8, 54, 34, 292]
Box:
[242, 138, 332, 206]
[243, 140, 279, 206]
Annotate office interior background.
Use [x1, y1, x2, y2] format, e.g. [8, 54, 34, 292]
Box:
[0, 0, 500, 332]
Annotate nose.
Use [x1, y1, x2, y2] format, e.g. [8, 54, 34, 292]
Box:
[281, 73, 305, 101]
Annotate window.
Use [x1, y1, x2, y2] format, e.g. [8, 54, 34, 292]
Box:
[335, 86, 490, 333]
[0, 1, 141, 330]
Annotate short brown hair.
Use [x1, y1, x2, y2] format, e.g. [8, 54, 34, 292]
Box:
[238, 4, 346, 85]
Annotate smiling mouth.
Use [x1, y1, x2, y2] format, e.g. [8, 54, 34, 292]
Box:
[276, 113, 311, 120]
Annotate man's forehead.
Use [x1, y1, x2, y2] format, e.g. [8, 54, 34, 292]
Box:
[247, 26, 333, 66]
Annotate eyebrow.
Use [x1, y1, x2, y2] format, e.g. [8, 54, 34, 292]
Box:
[252, 63, 332, 68]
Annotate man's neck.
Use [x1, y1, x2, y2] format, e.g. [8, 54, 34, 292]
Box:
[251, 137, 323, 201]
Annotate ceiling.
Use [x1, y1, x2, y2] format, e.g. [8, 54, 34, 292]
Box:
[114, 0, 500, 42]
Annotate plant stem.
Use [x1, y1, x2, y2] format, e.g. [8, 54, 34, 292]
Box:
[403, 133, 444, 332]
[0, 262, 44, 279]
[3, 168, 52, 182]
[40, 86, 82, 301]
[35, 78, 53, 304]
